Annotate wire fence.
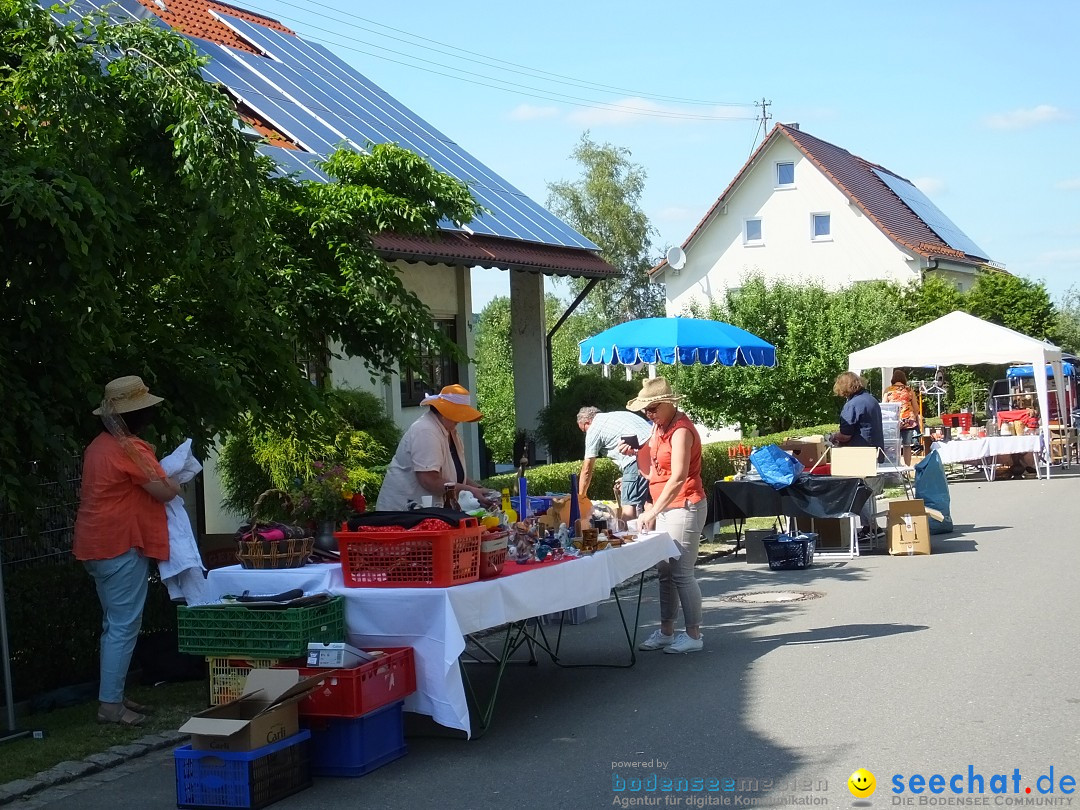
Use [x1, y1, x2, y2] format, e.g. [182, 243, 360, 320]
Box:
[0, 455, 82, 570]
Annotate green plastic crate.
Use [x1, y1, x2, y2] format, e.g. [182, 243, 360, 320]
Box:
[177, 597, 345, 657]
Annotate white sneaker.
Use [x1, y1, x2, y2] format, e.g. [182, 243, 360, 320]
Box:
[664, 632, 704, 654]
[638, 629, 674, 651]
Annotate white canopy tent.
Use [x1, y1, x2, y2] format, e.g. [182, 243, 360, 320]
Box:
[848, 311, 1067, 477]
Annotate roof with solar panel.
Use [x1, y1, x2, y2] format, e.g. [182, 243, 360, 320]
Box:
[56, 0, 615, 278]
[654, 122, 993, 274]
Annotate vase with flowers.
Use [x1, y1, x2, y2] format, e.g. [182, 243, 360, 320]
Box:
[291, 462, 355, 552]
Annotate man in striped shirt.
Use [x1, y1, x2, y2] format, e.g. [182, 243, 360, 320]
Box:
[576, 406, 653, 521]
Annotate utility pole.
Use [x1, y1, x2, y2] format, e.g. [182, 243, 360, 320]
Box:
[751, 97, 772, 150]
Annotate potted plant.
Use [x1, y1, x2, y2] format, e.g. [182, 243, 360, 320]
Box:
[290, 462, 354, 551]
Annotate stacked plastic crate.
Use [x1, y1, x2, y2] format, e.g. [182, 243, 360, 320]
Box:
[285, 647, 417, 777]
[174, 597, 347, 808]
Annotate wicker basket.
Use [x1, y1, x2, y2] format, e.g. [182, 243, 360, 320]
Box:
[236, 490, 314, 570]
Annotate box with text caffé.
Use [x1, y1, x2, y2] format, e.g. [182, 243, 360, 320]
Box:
[888, 499, 931, 556]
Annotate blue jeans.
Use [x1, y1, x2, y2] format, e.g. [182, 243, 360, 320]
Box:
[84, 549, 149, 703]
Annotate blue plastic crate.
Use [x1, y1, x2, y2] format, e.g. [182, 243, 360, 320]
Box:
[302, 700, 407, 778]
[175, 730, 311, 809]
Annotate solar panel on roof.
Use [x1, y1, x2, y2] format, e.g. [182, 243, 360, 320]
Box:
[209, 12, 598, 250]
[872, 169, 988, 259]
[259, 144, 331, 182]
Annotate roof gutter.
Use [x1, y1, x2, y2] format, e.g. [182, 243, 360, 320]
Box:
[546, 278, 599, 401]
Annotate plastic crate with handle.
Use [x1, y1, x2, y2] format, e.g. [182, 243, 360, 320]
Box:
[336, 518, 481, 588]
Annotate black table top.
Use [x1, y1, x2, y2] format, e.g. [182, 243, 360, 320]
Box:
[711, 475, 873, 522]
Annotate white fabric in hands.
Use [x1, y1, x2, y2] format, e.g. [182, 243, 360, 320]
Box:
[158, 439, 210, 604]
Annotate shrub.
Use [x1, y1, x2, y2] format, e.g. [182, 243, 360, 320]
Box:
[217, 388, 400, 517]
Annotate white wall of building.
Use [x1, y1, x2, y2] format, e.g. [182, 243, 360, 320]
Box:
[663, 138, 924, 314]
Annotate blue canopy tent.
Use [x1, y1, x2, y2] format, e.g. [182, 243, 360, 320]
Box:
[578, 317, 777, 368]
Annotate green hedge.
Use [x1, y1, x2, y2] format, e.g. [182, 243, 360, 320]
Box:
[481, 424, 839, 497]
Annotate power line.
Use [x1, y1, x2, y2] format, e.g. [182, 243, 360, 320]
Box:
[242, 0, 756, 115]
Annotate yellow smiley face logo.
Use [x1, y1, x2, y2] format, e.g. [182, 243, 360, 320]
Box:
[848, 768, 876, 798]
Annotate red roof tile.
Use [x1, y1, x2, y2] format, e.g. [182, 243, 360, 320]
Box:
[372, 232, 618, 278]
[652, 123, 984, 274]
[134, 0, 293, 55]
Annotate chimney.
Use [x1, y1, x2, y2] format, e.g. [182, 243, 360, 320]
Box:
[788, 122, 800, 131]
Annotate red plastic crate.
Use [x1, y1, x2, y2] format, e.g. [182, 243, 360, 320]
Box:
[941, 413, 973, 429]
[336, 519, 481, 587]
[286, 647, 416, 718]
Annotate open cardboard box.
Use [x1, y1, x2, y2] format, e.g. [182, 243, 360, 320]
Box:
[180, 669, 326, 752]
[888, 499, 931, 556]
[780, 436, 827, 470]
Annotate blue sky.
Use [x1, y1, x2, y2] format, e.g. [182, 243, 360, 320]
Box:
[247, 0, 1079, 312]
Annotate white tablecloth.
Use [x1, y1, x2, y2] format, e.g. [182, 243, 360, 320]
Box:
[207, 531, 679, 737]
[931, 435, 1041, 464]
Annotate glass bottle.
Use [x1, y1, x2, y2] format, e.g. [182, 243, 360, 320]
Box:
[501, 488, 517, 524]
[443, 483, 459, 511]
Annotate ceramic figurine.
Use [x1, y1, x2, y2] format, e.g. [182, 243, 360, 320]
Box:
[536, 543, 551, 561]
[555, 523, 570, 547]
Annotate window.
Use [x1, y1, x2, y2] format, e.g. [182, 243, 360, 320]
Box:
[744, 218, 763, 245]
[296, 333, 329, 388]
[400, 318, 460, 407]
[776, 161, 795, 187]
[811, 213, 831, 241]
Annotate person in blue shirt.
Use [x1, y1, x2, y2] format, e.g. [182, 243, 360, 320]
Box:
[830, 372, 884, 451]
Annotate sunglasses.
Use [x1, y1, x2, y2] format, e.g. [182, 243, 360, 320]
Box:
[643, 403, 665, 415]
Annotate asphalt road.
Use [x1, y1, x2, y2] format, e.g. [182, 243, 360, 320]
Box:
[21, 471, 1080, 810]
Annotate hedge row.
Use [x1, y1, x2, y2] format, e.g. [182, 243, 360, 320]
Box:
[481, 424, 839, 499]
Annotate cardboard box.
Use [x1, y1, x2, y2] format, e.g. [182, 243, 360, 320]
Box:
[830, 446, 878, 477]
[180, 669, 326, 752]
[780, 439, 827, 470]
[743, 529, 776, 564]
[811, 517, 854, 549]
[888, 499, 931, 556]
[306, 642, 374, 669]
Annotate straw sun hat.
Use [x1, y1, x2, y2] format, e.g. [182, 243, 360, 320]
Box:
[421, 384, 483, 423]
[626, 378, 683, 412]
[92, 375, 164, 415]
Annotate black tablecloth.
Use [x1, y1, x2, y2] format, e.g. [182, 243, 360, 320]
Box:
[710, 475, 872, 523]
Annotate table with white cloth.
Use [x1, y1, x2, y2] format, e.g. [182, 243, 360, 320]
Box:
[206, 531, 679, 738]
[931, 435, 1043, 480]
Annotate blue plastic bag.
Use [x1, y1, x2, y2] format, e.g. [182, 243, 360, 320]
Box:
[914, 450, 954, 534]
[749, 444, 804, 490]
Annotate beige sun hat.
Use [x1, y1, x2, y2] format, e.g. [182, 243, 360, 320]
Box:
[92, 376, 165, 415]
[626, 378, 683, 412]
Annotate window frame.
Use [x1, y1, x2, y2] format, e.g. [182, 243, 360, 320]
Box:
[399, 317, 461, 407]
[775, 161, 796, 189]
[743, 217, 763, 246]
[811, 212, 832, 242]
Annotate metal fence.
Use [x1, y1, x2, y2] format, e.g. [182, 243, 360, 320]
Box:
[0, 455, 82, 570]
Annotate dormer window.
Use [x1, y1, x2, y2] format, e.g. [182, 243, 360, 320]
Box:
[776, 161, 795, 188]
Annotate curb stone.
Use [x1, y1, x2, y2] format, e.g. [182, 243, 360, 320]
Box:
[0, 729, 188, 806]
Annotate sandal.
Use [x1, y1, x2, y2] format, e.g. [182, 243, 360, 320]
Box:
[123, 697, 153, 715]
[97, 703, 147, 727]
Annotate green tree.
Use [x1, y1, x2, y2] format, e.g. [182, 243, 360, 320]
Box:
[965, 268, 1057, 339]
[672, 275, 912, 433]
[1051, 285, 1080, 355]
[474, 297, 516, 462]
[547, 133, 664, 327]
[535, 373, 640, 462]
[0, 0, 478, 510]
[897, 275, 966, 324]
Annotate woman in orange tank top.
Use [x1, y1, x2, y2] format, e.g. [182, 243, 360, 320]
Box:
[620, 379, 706, 655]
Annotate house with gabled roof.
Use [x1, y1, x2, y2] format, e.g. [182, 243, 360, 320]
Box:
[652, 123, 997, 314]
[56, 0, 616, 532]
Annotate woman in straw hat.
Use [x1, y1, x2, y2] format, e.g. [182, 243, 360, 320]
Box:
[621, 378, 707, 654]
[74, 376, 182, 726]
[376, 384, 495, 511]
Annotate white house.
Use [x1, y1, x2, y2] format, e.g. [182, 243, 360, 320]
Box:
[652, 123, 997, 313]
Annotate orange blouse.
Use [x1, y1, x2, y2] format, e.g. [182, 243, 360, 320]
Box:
[73, 432, 169, 562]
[647, 412, 706, 508]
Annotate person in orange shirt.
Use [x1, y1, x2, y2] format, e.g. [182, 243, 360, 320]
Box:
[74, 376, 181, 726]
[620, 379, 707, 655]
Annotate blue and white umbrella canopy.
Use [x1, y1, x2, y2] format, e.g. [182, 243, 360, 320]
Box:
[578, 317, 777, 367]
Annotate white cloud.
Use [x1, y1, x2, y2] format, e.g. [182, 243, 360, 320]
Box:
[567, 97, 751, 127]
[1055, 178, 1080, 191]
[913, 176, 947, 195]
[508, 104, 560, 121]
[982, 104, 1070, 130]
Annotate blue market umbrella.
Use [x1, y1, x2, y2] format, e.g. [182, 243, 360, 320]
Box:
[578, 317, 776, 367]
